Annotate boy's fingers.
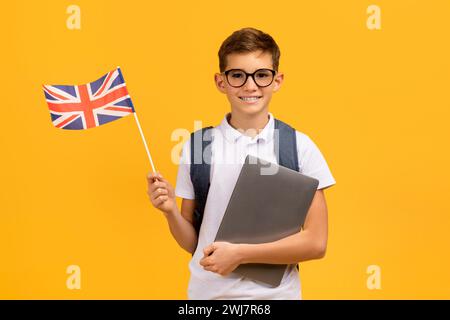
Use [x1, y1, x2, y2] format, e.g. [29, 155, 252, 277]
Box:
[147, 174, 172, 193]
[147, 172, 159, 180]
[157, 188, 168, 195]
[148, 183, 159, 195]
[150, 188, 169, 199]
[203, 265, 218, 273]
[158, 176, 169, 184]
[155, 177, 171, 190]
[154, 195, 168, 206]
[203, 244, 216, 256]
[149, 181, 167, 193]
[149, 187, 168, 201]
[199, 257, 212, 267]
[147, 172, 171, 208]
[147, 172, 165, 183]
[151, 188, 168, 200]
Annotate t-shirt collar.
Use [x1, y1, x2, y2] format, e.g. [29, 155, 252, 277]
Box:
[218, 112, 275, 144]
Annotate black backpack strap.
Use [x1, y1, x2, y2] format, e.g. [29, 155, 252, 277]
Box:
[274, 118, 299, 172]
[190, 126, 213, 235]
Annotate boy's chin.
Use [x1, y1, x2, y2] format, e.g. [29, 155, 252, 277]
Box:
[232, 103, 267, 116]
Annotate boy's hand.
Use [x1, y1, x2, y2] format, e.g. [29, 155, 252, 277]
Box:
[147, 172, 177, 216]
[199, 242, 243, 276]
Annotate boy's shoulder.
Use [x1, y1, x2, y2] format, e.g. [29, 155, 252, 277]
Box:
[294, 129, 313, 148]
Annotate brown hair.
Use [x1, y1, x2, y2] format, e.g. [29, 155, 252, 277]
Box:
[218, 27, 281, 72]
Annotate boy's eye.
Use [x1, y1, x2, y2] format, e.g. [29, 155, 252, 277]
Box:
[231, 73, 244, 78]
[256, 72, 270, 78]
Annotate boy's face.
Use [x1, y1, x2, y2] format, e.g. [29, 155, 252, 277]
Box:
[214, 50, 284, 117]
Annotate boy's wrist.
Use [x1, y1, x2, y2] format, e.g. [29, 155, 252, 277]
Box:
[237, 243, 251, 264]
[163, 205, 178, 218]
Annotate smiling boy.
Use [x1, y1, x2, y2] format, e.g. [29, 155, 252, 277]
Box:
[147, 27, 336, 299]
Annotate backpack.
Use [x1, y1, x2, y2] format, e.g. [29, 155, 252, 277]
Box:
[189, 118, 299, 235]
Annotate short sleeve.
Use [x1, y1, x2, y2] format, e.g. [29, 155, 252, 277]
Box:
[175, 138, 195, 199]
[296, 132, 336, 190]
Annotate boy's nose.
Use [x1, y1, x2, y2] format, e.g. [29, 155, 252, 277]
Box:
[242, 75, 259, 90]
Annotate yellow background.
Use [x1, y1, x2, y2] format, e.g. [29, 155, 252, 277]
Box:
[1, 0, 449, 299]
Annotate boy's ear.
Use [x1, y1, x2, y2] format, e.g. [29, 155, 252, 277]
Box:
[272, 72, 284, 93]
[214, 73, 227, 93]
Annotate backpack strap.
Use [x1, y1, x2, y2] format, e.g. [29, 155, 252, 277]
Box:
[274, 118, 299, 172]
[190, 126, 213, 235]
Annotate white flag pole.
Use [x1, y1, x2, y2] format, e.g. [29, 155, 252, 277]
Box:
[117, 66, 157, 173]
[133, 112, 156, 173]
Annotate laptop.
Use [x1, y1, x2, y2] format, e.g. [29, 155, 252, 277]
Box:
[214, 154, 319, 287]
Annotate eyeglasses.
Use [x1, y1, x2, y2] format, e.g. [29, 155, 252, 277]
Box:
[223, 69, 276, 88]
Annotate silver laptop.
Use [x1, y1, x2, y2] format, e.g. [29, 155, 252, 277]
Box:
[214, 154, 319, 287]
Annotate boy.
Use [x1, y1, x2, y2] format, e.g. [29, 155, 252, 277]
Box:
[147, 27, 336, 299]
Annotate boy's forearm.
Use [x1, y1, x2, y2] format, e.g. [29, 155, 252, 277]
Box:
[165, 207, 198, 254]
[238, 230, 326, 265]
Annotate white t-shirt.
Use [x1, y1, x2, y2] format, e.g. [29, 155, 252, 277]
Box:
[175, 113, 336, 300]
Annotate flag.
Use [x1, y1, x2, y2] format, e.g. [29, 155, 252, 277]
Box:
[43, 67, 135, 130]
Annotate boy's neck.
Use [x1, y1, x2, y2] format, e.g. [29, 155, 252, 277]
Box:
[228, 109, 270, 138]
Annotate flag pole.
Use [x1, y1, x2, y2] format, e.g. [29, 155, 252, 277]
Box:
[116, 66, 157, 173]
[133, 112, 157, 173]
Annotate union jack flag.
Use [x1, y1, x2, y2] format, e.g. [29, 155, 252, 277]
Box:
[43, 67, 135, 130]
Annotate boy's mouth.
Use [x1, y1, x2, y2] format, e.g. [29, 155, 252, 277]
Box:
[239, 96, 262, 103]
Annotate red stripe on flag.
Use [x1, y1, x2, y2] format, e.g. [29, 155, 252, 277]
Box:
[56, 114, 79, 128]
[44, 86, 70, 101]
[104, 106, 133, 112]
[94, 70, 114, 97]
[78, 84, 96, 128]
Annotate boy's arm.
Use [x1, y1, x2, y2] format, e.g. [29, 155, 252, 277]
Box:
[147, 172, 198, 254]
[200, 189, 328, 275]
[165, 198, 198, 254]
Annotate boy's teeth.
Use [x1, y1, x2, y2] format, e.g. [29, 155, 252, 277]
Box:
[240, 96, 261, 101]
